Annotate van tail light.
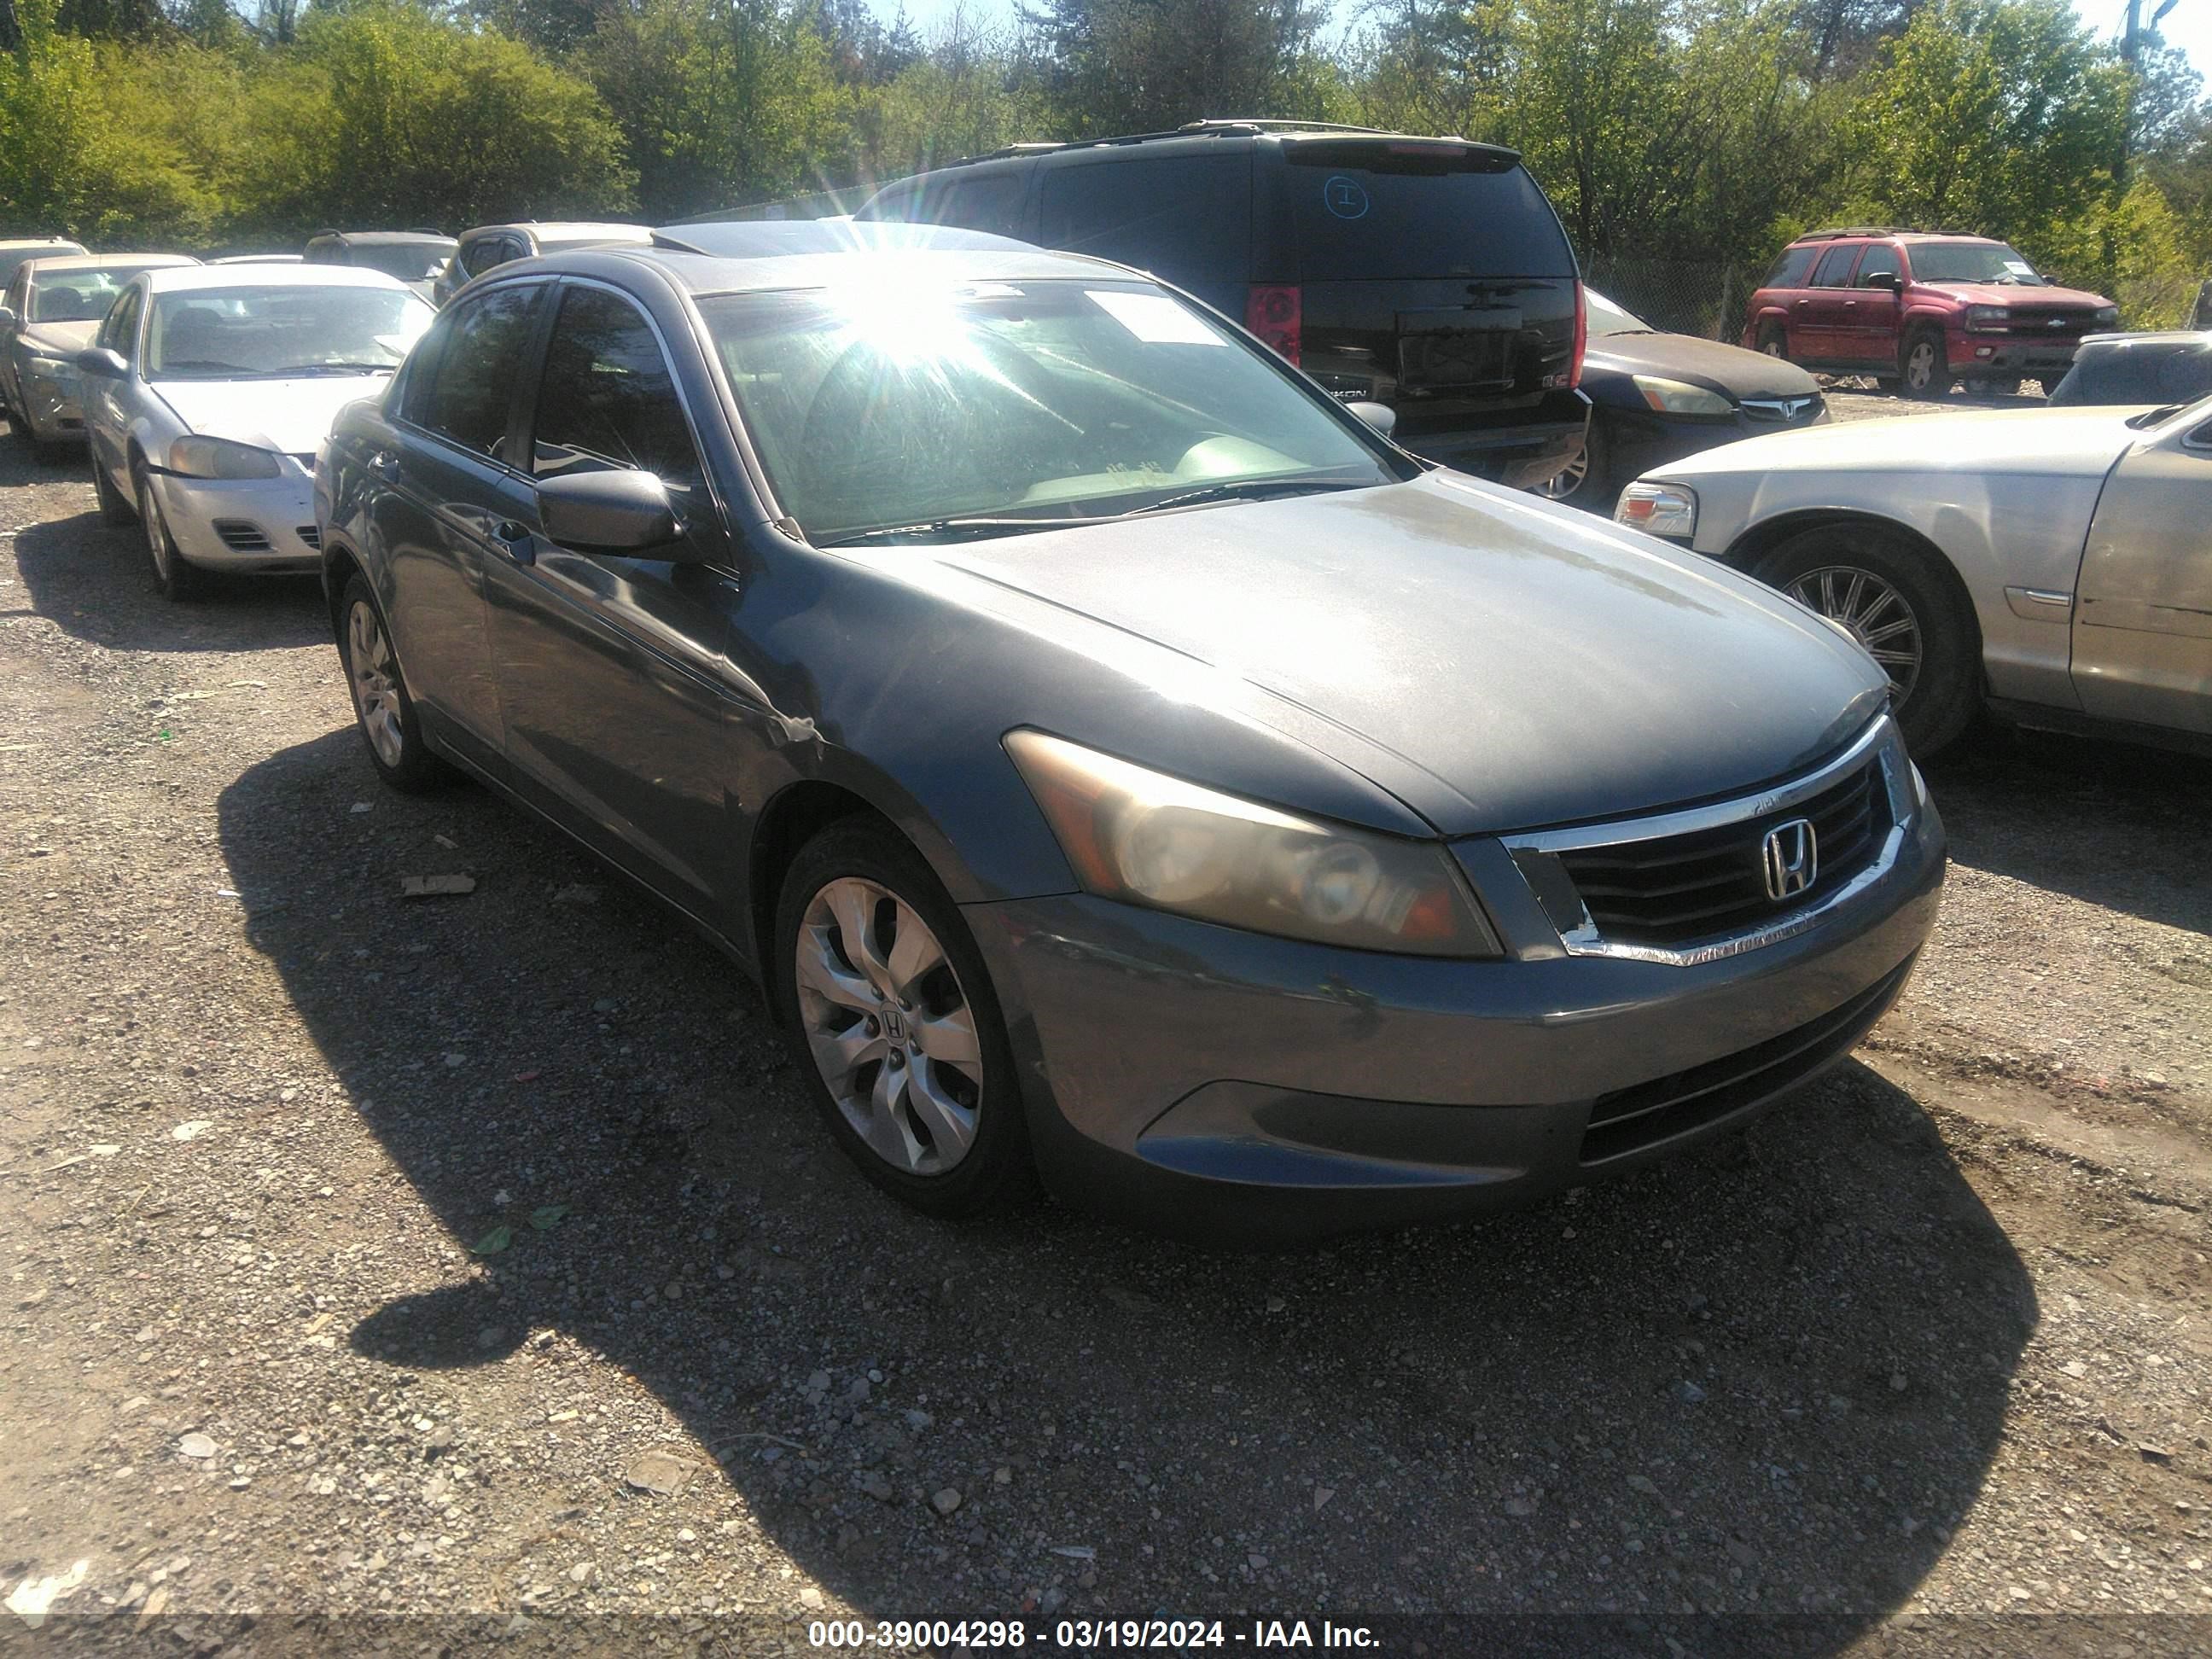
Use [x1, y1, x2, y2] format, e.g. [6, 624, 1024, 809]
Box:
[1569, 280, 1587, 390]
[1245, 284, 1302, 366]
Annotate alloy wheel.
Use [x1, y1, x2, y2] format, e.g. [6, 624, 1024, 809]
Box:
[1785, 563, 1923, 701]
[1534, 448, 1588, 501]
[1905, 340, 1938, 392]
[139, 477, 174, 580]
[347, 599, 406, 768]
[794, 876, 982, 1176]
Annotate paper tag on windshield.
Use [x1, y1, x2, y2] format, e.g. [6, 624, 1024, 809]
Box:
[1086, 290, 1224, 346]
[2004, 259, 2035, 276]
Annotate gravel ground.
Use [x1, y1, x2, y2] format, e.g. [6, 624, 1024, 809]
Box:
[3, 410, 2209, 1657]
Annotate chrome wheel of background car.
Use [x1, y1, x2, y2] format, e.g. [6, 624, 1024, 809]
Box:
[1784, 563, 1923, 701]
[794, 876, 982, 1177]
[346, 600, 406, 769]
[1534, 448, 1587, 501]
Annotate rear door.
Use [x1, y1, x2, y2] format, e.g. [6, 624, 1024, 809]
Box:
[2069, 416, 2212, 736]
[484, 279, 755, 922]
[1266, 139, 1579, 412]
[1796, 243, 1861, 364]
[370, 279, 549, 766]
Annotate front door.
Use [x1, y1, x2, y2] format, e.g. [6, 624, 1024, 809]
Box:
[1795, 242, 1862, 364]
[485, 281, 763, 925]
[369, 281, 548, 766]
[1840, 243, 1903, 367]
[2070, 417, 2212, 736]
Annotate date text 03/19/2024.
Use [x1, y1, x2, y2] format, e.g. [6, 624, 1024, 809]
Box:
[806, 1619, 1383, 1650]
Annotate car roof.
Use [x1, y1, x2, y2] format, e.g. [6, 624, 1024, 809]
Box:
[544, 224, 1140, 294]
[310, 230, 457, 247]
[0, 238, 86, 251]
[468, 221, 653, 242]
[873, 120, 1519, 178]
[1793, 229, 2002, 246]
[141, 264, 420, 294]
[22, 253, 199, 277]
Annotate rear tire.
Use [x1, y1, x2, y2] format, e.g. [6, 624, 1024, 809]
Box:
[1901, 327, 1949, 399]
[1534, 418, 1610, 511]
[774, 818, 1034, 1219]
[339, 576, 444, 792]
[1754, 524, 1981, 757]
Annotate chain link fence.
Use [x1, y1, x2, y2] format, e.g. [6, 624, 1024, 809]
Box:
[1580, 258, 1761, 343]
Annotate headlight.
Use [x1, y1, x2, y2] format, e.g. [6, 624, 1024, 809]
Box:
[167, 435, 282, 480]
[1631, 375, 1733, 416]
[1614, 480, 1697, 538]
[1965, 306, 2007, 330]
[1004, 731, 1500, 958]
[2093, 306, 2119, 327]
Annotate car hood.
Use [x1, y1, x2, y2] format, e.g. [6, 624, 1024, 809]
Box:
[1584, 333, 1820, 400]
[19, 320, 99, 358]
[934, 474, 1888, 835]
[1916, 280, 2112, 309]
[1652, 404, 2144, 481]
[151, 375, 392, 454]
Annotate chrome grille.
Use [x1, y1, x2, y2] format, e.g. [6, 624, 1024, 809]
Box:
[1740, 394, 1822, 423]
[1554, 762, 1887, 947]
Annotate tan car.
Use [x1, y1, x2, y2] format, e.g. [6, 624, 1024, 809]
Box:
[0, 253, 198, 457]
[1615, 399, 2212, 757]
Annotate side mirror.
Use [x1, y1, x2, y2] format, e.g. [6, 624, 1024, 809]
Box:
[1346, 399, 1398, 437]
[74, 346, 129, 380]
[537, 468, 693, 556]
[1861, 271, 1901, 293]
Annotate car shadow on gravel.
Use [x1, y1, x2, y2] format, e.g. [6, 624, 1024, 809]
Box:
[217, 727, 2034, 1639]
[9, 500, 328, 656]
[1926, 725, 2212, 937]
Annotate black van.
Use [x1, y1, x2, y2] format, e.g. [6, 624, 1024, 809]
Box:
[853, 120, 1589, 488]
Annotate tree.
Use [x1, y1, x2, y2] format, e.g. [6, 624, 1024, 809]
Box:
[1022, 0, 1336, 136]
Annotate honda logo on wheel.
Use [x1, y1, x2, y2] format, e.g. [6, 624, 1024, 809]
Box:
[1761, 818, 1819, 902]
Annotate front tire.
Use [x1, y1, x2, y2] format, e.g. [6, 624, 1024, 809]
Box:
[774, 818, 1033, 1218]
[1754, 525, 1981, 757]
[1755, 321, 1790, 361]
[339, 576, 443, 791]
[1901, 327, 1949, 399]
[137, 469, 202, 601]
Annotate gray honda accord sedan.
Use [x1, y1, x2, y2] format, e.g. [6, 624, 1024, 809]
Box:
[316, 223, 1945, 1239]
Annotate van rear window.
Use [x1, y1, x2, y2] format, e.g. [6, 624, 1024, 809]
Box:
[1286, 145, 1574, 282]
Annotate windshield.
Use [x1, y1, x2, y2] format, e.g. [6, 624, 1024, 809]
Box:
[1909, 242, 2046, 286]
[147, 286, 434, 379]
[349, 242, 452, 282]
[30, 265, 165, 324]
[1585, 289, 1649, 335]
[700, 277, 1400, 544]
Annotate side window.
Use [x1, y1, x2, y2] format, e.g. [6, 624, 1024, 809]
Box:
[303, 242, 335, 266]
[858, 180, 924, 223]
[930, 174, 1027, 238]
[1039, 155, 1252, 287]
[101, 288, 143, 358]
[1763, 246, 1818, 288]
[1855, 245, 1901, 288]
[529, 285, 705, 507]
[408, 283, 543, 462]
[1809, 245, 1860, 288]
[3, 271, 25, 321]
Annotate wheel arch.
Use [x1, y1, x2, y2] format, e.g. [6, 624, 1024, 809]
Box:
[321, 537, 365, 645]
[1726, 509, 1984, 658]
[745, 779, 895, 982]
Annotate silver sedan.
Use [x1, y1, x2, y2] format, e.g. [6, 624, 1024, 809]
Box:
[76, 265, 432, 599]
[1617, 399, 2212, 756]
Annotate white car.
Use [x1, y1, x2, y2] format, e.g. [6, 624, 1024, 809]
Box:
[76, 265, 433, 599]
[1615, 400, 2212, 757]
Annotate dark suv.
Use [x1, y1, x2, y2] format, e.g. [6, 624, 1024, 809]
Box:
[853, 120, 1588, 487]
[1743, 229, 2116, 398]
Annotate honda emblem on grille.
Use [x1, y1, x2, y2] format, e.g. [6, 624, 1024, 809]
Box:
[1761, 818, 1819, 901]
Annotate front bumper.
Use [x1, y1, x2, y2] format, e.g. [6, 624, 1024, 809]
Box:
[1603, 402, 1827, 492]
[1949, 335, 2083, 375]
[965, 735, 1945, 1241]
[152, 469, 323, 574]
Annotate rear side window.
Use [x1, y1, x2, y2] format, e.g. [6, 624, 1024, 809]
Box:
[409, 283, 542, 461]
[1809, 245, 1860, 288]
[1763, 247, 1819, 288]
[528, 286, 706, 504]
[1039, 155, 1252, 287]
[1285, 144, 1573, 281]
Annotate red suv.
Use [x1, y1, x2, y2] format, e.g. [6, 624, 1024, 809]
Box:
[1743, 230, 2116, 398]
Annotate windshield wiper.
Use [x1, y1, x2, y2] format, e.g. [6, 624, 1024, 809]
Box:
[2126, 403, 2188, 429]
[814, 514, 1118, 549]
[1117, 477, 1371, 518]
[257, 363, 397, 376]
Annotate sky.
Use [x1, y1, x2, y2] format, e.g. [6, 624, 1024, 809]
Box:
[865, 0, 2212, 85]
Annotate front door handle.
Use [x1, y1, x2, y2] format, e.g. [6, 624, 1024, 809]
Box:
[366, 451, 399, 479]
[492, 521, 535, 566]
